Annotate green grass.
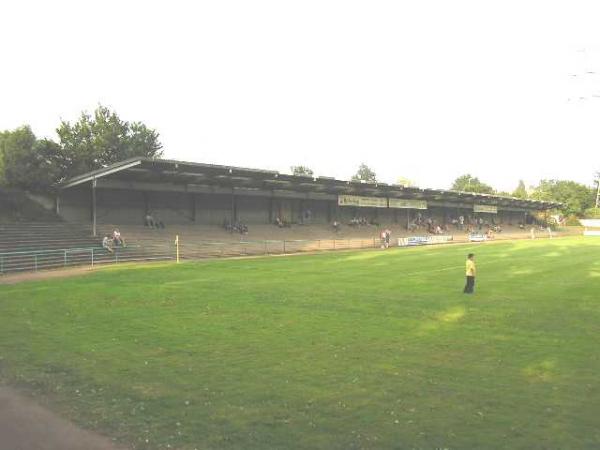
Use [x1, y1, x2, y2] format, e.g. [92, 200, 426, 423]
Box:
[1, 237, 600, 449]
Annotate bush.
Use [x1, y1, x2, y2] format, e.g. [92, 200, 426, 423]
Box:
[583, 207, 600, 218]
[565, 215, 582, 226]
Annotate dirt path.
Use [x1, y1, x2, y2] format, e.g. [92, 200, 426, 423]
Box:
[0, 386, 126, 450]
[0, 266, 95, 285]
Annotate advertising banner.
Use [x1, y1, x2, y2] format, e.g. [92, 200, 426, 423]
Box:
[397, 235, 453, 247]
[388, 199, 428, 210]
[473, 204, 498, 214]
[338, 195, 387, 208]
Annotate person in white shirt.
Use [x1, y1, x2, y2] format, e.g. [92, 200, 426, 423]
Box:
[112, 229, 125, 246]
[102, 235, 114, 253]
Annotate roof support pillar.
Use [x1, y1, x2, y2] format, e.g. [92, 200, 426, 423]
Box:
[190, 193, 197, 222]
[231, 189, 237, 222]
[91, 178, 97, 237]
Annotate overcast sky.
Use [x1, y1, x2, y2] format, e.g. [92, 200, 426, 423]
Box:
[1, 1, 599, 191]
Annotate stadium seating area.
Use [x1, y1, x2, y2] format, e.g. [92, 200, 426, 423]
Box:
[0, 219, 573, 275]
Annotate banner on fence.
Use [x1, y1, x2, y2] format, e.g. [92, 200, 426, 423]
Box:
[473, 204, 498, 214]
[338, 195, 387, 208]
[397, 235, 454, 247]
[580, 219, 600, 236]
[388, 198, 428, 210]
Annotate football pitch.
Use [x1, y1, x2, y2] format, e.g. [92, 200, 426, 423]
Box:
[1, 236, 599, 449]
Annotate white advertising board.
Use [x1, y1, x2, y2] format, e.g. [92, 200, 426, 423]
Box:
[388, 199, 428, 210]
[338, 195, 387, 208]
[473, 204, 498, 214]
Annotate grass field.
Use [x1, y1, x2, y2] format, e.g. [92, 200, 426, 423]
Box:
[1, 237, 599, 449]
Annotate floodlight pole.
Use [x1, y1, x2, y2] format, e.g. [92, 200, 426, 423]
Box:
[596, 177, 600, 208]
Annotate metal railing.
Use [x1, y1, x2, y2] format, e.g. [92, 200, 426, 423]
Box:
[0, 238, 385, 275]
[0, 228, 575, 275]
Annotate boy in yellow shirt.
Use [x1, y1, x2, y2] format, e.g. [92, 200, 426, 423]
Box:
[464, 253, 476, 294]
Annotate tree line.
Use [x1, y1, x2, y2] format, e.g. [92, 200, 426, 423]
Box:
[0, 107, 596, 219]
[0, 105, 162, 191]
[294, 165, 599, 219]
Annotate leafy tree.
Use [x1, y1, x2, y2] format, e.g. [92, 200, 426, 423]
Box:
[512, 180, 528, 199]
[396, 177, 415, 187]
[56, 105, 163, 179]
[594, 171, 600, 208]
[530, 179, 595, 217]
[0, 130, 8, 185]
[450, 174, 495, 194]
[0, 126, 62, 191]
[291, 165, 314, 177]
[351, 163, 377, 183]
[584, 207, 600, 218]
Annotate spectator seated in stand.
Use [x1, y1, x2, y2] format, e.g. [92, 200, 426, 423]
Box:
[145, 213, 155, 227]
[112, 228, 125, 247]
[275, 216, 291, 228]
[234, 221, 248, 234]
[224, 218, 234, 232]
[300, 209, 312, 224]
[332, 220, 341, 233]
[369, 218, 380, 227]
[102, 235, 114, 253]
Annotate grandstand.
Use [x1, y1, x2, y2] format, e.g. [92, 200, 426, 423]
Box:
[0, 157, 563, 273]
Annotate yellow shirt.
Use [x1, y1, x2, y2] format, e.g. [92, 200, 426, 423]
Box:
[466, 259, 476, 276]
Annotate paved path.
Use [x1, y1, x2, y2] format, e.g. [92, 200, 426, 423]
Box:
[0, 386, 125, 450]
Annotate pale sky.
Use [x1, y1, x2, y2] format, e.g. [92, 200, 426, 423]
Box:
[1, 0, 599, 192]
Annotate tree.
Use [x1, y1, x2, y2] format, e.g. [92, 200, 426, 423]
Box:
[291, 165, 314, 177]
[450, 174, 495, 194]
[0, 130, 8, 185]
[512, 180, 528, 199]
[530, 179, 595, 217]
[594, 171, 600, 208]
[583, 207, 600, 218]
[0, 126, 62, 191]
[56, 105, 163, 180]
[396, 177, 415, 187]
[351, 163, 377, 183]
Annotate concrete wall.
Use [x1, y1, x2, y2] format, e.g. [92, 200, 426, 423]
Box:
[60, 188, 91, 223]
[236, 195, 269, 224]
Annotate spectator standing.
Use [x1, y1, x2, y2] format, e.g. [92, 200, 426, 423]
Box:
[113, 229, 125, 247]
[463, 253, 476, 294]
